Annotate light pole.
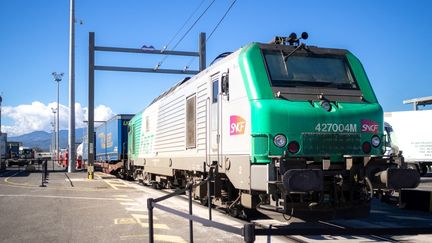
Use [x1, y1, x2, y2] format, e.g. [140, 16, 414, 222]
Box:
[68, 0, 76, 173]
[50, 120, 55, 171]
[51, 108, 56, 161]
[52, 72, 63, 168]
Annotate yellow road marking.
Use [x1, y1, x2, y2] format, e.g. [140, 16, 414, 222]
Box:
[114, 218, 137, 225]
[108, 180, 132, 187]
[131, 214, 166, 229]
[103, 179, 133, 190]
[104, 180, 120, 190]
[68, 178, 91, 182]
[109, 182, 124, 185]
[108, 179, 121, 182]
[139, 223, 169, 229]
[95, 172, 128, 190]
[112, 195, 128, 198]
[4, 171, 30, 186]
[130, 213, 156, 220]
[94, 172, 106, 180]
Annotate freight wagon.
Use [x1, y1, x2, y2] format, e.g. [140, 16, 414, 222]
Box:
[7, 141, 20, 159]
[95, 114, 133, 174]
[125, 33, 419, 219]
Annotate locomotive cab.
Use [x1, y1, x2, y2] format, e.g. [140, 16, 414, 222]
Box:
[239, 34, 420, 218]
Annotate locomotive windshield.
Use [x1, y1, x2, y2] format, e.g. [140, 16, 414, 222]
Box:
[263, 51, 358, 89]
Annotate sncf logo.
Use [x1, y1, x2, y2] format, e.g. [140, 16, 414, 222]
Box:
[230, 115, 246, 135]
[361, 120, 379, 134]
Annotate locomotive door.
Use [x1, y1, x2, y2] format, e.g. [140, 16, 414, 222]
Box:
[209, 74, 220, 164]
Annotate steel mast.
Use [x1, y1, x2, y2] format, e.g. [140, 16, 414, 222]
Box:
[68, 0, 76, 172]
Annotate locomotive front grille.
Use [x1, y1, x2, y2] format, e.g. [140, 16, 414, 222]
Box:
[302, 133, 361, 155]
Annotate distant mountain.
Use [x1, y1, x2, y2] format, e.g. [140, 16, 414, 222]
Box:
[8, 128, 85, 151]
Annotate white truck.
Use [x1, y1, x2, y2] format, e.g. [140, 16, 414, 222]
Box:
[384, 110, 432, 175]
[34, 152, 52, 164]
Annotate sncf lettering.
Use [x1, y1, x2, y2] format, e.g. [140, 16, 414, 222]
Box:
[230, 115, 246, 135]
[361, 120, 379, 134]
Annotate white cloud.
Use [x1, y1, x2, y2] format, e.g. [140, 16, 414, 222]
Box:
[1, 101, 115, 136]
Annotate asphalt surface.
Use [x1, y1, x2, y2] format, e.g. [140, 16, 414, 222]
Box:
[1, 163, 432, 243]
[0, 163, 251, 243]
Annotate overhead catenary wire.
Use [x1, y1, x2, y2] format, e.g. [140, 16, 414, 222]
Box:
[155, 0, 217, 70]
[161, 0, 207, 52]
[184, 0, 238, 71]
[206, 0, 237, 42]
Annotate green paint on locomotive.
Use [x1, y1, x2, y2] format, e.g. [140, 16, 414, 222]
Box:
[127, 111, 142, 160]
[238, 43, 384, 164]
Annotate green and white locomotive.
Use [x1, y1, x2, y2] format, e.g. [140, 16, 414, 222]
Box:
[126, 33, 419, 219]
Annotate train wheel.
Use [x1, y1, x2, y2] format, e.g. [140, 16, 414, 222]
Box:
[158, 181, 167, 189]
[142, 172, 151, 186]
[227, 206, 241, 218]
[407, 163, 420, 174]
[199, 196, 208, 206]
[150, 183, 158, 189]
[241, 208, 259, 220]
[151, 182, 163, 190]
[420, 164, 428, 176]
[132, 171, 138, 181]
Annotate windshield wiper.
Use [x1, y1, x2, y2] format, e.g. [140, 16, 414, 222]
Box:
[283, 43, 306, 62]
[280, 50, 289, 75]
[280, 43, 310, 78]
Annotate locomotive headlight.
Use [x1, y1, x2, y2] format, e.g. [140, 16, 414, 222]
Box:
[274, 134, 287, 148]
[320, 100, 332, 112]
[371, 135, 381, 147]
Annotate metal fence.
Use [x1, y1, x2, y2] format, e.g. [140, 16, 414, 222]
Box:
[146, 164, 249, 243]
[39, 160, 49, 187]
[146, 165, 432, 243]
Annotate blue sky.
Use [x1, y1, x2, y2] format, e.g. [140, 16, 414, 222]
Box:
[1, 0, 431, 135]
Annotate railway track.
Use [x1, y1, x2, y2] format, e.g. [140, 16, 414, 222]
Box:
[124, 174, 432, 242]
[253, 219, 403, 243]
